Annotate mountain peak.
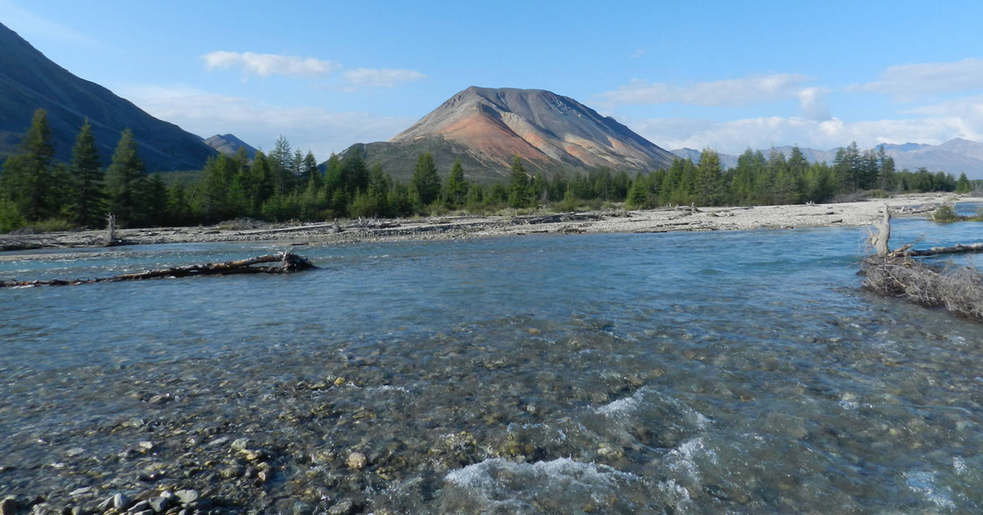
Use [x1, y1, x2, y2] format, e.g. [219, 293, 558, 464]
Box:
[381, 86, 673, 179]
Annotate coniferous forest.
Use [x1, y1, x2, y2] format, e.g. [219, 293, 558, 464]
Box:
[0, 109, 974, 233]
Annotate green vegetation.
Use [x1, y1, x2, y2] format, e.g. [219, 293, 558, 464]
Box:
[0, 109, 974, 233]
[931, 203, 960, 223]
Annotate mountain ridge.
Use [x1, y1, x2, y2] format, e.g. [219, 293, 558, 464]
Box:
[0, 22, 215, 171]
[672, 139, 983, 180]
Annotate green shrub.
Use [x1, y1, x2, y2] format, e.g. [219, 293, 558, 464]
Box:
[931, 203, 960, 223]
[30, 218, 75, 233]
[0, 198, 25, 233]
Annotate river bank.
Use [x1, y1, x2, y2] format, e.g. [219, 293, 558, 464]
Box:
[0, 193, 961, 254]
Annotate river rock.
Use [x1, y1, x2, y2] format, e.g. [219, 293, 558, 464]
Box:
[345, 452, 367, 470]
[129, 500, 150, 512]
[230, 438, 249, 452]
[174, 490, 199, 505]
[113, 493, 131, 511]
[0, 498, 17, 515]
[327, 499, 355, 515]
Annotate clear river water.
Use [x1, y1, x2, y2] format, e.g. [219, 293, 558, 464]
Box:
[2, 209, 983, 514]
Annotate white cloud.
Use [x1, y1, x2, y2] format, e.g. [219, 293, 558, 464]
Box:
[848, 58, 983, 100]
[625, 114, 978, 155]
[340, 68, 427, 88]
[630, 48, 646, 59]
[599, 73, 813, 108]
[119, 85, 412, 159]
[201, 51, 341, 79]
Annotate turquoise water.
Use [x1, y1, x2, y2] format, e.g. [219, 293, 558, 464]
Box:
[1, 213, 982, 513]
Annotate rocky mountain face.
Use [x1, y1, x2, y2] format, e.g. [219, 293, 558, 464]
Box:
[344, 86, 676, 182]
[673, 139, 983, 179]
[0, 22, 215, 171]
[203, 134, 257, 159]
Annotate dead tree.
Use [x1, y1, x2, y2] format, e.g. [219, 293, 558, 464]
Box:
[0, 252, 315, 288]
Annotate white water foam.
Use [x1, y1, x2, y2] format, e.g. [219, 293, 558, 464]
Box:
[904, 470, 956, 509]
[444, 457, 640, 509]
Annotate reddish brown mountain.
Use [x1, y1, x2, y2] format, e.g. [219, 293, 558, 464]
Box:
[344, 86, 675, 181]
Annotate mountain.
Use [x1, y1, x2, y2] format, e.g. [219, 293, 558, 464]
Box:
[0, 22, 215, 171]
[673, 139, 983, 179]
[203, 134, 257, 159]
[343, 86, 676, 182]
[670, 148, 739, 169]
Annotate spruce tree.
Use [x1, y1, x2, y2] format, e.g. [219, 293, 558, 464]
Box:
[410, 152, 441, 207]
[507, 155, 530, 208]
[105, 128, 147, 227]
[0, 108, 57, 221]
[67, 120, 104, 227]
[444, 159, 468, 208]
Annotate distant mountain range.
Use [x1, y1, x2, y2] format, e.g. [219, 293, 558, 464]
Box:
[342, 86, 677, 182]
[672, 138, 983, 180]
[0, 22, 215, 171]
[203, 134, 257, 160]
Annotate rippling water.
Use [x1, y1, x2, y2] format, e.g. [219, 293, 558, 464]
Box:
[2, 210, 983, 513]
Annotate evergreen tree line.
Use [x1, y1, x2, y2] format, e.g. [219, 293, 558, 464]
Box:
[0, 109, 974, 233]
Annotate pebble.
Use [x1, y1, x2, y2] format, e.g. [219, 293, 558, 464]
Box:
[0, 498, 17, 515]
[345, 452, 367, 470]
[230, 439, 249, 452]
[327, 499, 355, 515]
[174, 490, 199, 505]
[129, 500, 150, 512]
[148, 497, 170, 512]
[113, 493, 131, 511]
[69, 487, 92, 496]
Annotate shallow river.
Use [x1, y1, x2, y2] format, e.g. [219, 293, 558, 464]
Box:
[1, 211, 983, 514]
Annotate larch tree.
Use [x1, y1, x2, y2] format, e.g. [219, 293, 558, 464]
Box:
[67, 119, 105, 227]
[105, 128, 147, 227]
[0, 108, 57, 221]
[410, 152, 441, 207]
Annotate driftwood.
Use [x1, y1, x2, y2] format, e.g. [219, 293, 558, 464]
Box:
[0, 252, 315, 288]
[861, 210, 983, 322]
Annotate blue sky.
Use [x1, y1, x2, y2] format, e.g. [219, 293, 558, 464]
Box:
[5, 0, 983, 159]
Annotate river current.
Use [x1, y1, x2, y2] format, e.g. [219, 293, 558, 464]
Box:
[1, 211, 983, 513]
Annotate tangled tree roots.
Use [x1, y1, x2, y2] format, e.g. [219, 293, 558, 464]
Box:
[861, 256, 983, 322]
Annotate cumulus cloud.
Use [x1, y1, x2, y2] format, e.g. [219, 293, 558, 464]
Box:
[848, 58, 983, 100]
[625, 114, 978, 155]
[341, 68, 427, 88]
[119, 85, 412, 158]
[201, 51, 340, 78]
[599, 73, 814, 108]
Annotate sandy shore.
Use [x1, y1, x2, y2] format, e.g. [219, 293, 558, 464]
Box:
[0, 193, 962, 254]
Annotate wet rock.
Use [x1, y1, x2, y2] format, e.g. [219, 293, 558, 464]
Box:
[327, 499, 355, 515]
[148, 394, 172, 405]
[147, 497, 169, 512]
[129, 500, 150, 512]
[345, 452, 367, 470]
[69, 487, 92, 497]
[173, 490, 198, 505]
[1, 497, 17, 515]
[230, 439, 249, 452]
[97, 497, 114, 512]
[113, 493, 132, 511]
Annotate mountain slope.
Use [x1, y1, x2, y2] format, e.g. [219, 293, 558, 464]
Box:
[203, 134, 257, 159]
[0, 22, 215, 171]
[344, 86, 676, 182]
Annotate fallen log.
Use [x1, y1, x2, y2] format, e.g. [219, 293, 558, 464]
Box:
[0, 252, 315, 288]
[890, 242, 983, 258]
